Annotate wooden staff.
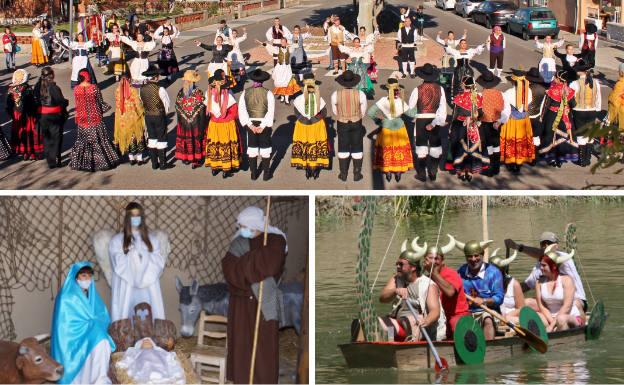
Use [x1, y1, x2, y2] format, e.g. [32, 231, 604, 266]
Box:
[482, 196, 489, 262]
[249, 196, 271, 384]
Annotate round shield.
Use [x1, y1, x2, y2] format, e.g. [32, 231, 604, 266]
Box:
[586, 301, 606, 340]
[453, 316, 486, 365]
[519, 306, 549, 351]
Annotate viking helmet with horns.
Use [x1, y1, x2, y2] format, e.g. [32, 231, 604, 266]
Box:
[450, 235, 493, 256]
[489, 248, 518, 268]
[543, 244, 575, 265]
[399, 235, 455, 265]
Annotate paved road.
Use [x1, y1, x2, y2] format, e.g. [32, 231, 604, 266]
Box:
[0, 0, 621, 190]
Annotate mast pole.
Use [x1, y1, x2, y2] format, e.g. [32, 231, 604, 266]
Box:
[482, 196, 489, 262]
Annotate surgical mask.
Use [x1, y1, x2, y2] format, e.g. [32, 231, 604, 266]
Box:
[240, 228, 255, 239]
[77, 279, 91, 290]
[130, 216, 141, 227]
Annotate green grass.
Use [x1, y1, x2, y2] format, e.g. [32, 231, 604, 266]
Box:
[12, 23, 70, 33]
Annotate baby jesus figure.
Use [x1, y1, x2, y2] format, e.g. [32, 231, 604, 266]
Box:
[116, 338, 186, 384]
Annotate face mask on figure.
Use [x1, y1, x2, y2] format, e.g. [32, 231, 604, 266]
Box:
[122, 202, 154, 254]
[75, 266, 94, 292]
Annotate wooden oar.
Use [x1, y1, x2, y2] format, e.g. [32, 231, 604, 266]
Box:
[404, 300, 449, 372]
[465, 294, 548, 354]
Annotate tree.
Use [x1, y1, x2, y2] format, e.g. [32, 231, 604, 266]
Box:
[357, 0, 384, 32]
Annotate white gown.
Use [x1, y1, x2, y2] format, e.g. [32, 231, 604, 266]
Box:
[109, 231, 165, 321]
[71, 339, 112, 384]
[116, 338, 185, 384]
[70, 41, 95, 82]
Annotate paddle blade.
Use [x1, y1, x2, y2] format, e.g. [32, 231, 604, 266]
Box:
[434, 356, 449, 373]
[515, 325, 548, 354]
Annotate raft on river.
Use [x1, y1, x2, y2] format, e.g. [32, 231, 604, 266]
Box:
[339, 303, 607, 370]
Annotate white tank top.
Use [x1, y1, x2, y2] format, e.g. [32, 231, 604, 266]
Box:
[540, 275, 580, 317]
[399, 276, 447, 341]
[500, 278, 516, 315]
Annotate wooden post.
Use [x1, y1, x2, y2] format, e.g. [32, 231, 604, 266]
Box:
[482, 196, 489, 262]
[57, 197, 65, 292]
[296, 258, 309, 384]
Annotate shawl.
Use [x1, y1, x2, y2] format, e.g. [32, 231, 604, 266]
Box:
[114, 78, 145, 154]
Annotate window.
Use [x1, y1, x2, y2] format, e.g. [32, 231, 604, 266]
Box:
[531, 10, 555, 20]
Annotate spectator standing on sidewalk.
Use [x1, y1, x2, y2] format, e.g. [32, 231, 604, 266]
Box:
[2, 26, 17, 73]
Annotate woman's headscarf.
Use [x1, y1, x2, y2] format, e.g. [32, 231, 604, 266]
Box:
[236, 206, 288, 252]
[303, 78, 320, 117]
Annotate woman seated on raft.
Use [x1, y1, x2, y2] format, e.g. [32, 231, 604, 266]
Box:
[489, 248, 525, 324]
[535, 246, 586, 332]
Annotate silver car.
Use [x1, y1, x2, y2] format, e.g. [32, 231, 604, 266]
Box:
[454, 0, 485, 18]
[436, 0, 457, 10]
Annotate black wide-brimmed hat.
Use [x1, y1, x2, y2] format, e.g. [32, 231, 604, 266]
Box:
[555, 69, 571, 82]
[476, 70, 501, 88]
[142, 65, 162, 78]
[335, 70, 361, 88]
[416, 63, 440, 82]
[573, 59, 593, 73]
[248, 68, 270, 83]
[585, 23, 598, 34]
[302, 72, 322, 85]
[525, 67, 544, 83]
[461, 75, 475, 87]
[380, 76, 405, 90]
[209, 69, 233, 88]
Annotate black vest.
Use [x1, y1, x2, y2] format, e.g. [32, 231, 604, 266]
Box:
[400, 27, 416, 44]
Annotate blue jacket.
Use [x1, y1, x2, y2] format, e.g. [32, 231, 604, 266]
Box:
[458, 262, 504, 313]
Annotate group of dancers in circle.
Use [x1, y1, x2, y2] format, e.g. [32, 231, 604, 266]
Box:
[0, 9, 614, 182]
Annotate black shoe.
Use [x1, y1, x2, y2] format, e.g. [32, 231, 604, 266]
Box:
[426, 156, 439, 181]
[222, 170, 233, 178]
[261, 158, 272, 181]
[410, 73, 416, 79]
[465, 173, 473, 182]
[192, 163, 200, 169]
[338, 158, 350, 181]
[313, 168, 321, 179]
[130, 159, 137, 166]
[249, 157, 259, 180]
[385, 173, 392, 182]
[305, 168, 312, 179]
[394, 173, 401, 182]
[415, 158, 427, 182]
[158, 149, 168, 170]
[150, 149, 159, 169]
[353, 158, 364, 181]
[182, 160, 190, 165]
[489, 153, 501, 177]
[212, 169, 219, 176]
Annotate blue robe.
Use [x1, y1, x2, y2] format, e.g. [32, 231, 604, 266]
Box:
[51, 261, 116, 384]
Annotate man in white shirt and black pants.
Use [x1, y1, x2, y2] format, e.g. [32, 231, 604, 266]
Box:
[397, 17, 417, 78]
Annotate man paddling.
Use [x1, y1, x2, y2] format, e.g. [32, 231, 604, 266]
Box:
[422, 239, 471, 339]
[505, 231, 587, 314]
[378, 239, 447, 342]
[455, 238, 504, 340]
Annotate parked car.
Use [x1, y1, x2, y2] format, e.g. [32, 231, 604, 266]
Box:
[506, 7, 560, 40]
[436, 0, 457, 11]
[471, 1, 518, 28]
[455, 0, 486, 18]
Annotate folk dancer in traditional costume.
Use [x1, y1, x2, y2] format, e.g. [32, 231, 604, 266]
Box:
[226, 28, 247, 81]
[154, 17, 180, 40]
[569, 60, 601, 167]
[444, 40, 485, 97]
[140, 65, 171, 170]
[579, 23, 598, 68]
[606, 63, 624, 132]
[114, 75, 146, 165]
[447, 75, 489, 181]
[257, 38, 302, 105]
[486, 26, 505, 78]
[367, 77, 417, 182]
[499, 68, 536, 173]
[70, 69, 119, 171]
[358, 26, 380, 82]
[327, 16, 355, 75]
[291, 73, 330, 179]
[409, 64, 447, 182]
[554, 44, 583, 79]
[399, 6, 416, 28]
[122, 33, 157, 87]
[31, 21, 49, 65]
[215, 19, 232, 41]
[109, 202, 166, 322]
[525, 67, 548, 153]
[105, 24, 127, 81]
[154, 26, 179, 82]
[476, 70, 506, 177]
[93, 27, 109, 67]
[289, 25, 312, 80]
[222, 206, 288, 384]
[35, 67, 68, 169]
[195, 35, 236, 87]
[238, 69, 275, 181]
[415, 5, 426, 42]
[204, 69, 241, 177]
[266, 17, 292, 66]
[331, 70, 368, 182]
[51, 262, 116, 384]
[378, 237, 447, 342]
[70, 33, 97, 89]
[7, 70, 41, 160]
[396, 17, 418, 78]
[175, 70, 206, 169]
[534, 35, 565, 84]
[338, 37, 375, 97]
[323, 16, 334, 69]
[436, 29, 467, 50]
[538, 70, 578, 166]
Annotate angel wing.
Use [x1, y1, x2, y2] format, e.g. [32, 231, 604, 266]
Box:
[93, 229, 115, 287]
[153, 229, 170, 267]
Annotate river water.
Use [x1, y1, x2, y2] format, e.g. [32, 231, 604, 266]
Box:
[315, 200, 624, 384]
